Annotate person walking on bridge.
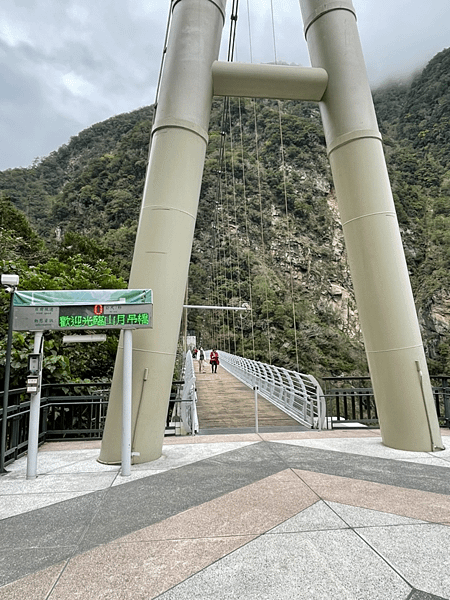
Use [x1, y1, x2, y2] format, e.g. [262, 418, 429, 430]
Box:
[198, 347, 205, 373]
[210, 349, 219, 374]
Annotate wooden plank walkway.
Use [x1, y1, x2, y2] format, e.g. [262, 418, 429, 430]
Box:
[194, 360, 304, 430]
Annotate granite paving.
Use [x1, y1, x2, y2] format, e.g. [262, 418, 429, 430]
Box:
[1, 426, 450, 598]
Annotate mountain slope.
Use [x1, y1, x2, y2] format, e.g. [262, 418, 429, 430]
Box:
[2, 50, 450, 377]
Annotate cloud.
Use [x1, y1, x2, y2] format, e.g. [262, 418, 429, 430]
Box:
[0, 0, 449, 171]
[0, 0, 166, 170]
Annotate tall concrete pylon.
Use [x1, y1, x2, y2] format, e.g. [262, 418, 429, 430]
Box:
[298, 0, 443, 451]
[99, 0, 227, 464]
[100, 0, 443, 463]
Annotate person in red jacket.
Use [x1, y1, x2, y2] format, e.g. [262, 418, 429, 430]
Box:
[210, 349, 219, 374]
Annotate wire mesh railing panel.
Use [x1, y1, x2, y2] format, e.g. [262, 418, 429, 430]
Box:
[179, 350, 198, 435]
[218, 351, 326, 429]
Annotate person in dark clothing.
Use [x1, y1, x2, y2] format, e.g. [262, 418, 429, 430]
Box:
[210, 349, 219, 373]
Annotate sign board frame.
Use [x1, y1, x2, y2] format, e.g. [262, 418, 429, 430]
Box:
[13, 289, 153, 331]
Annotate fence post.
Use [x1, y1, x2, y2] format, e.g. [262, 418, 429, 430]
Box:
[317, 387, 322, 431]
[254, 386, 259, 433]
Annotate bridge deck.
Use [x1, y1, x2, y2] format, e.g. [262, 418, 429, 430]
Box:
[195, 361, 305, 431]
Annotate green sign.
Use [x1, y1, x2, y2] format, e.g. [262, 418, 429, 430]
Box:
[58, 305, 151, 329]
[13, 289, 153, 331]
[14, 289, 152, 307]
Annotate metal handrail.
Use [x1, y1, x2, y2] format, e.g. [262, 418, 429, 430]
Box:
[179, 350, 198, 435]
[218, 351, 326, 429]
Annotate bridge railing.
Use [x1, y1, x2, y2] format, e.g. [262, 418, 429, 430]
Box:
[322, 375, 450, 428]
[178, 350, 198, 435]
[0, 382, 110, 467]
[217, 351, 326, 429]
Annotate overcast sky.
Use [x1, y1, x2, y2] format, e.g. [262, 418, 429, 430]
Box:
[0, 0, 449, 172]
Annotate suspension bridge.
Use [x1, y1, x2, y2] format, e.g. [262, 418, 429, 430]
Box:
[1, 2, 450, 598]
[195, 365, 302, 433]
[170, 350, 326, 436]
[95, 0, 443, 465]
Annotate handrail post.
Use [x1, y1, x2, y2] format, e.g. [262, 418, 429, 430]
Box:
[253, 386, 259, 433]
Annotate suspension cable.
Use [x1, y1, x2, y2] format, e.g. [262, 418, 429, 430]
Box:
[269, 0, 301, 371]
[221, 136, 232, 352]
[238, 98, 256, 360]
[269, 0, 278, 64]
[252, 97, 272, 364]
[245, 0, 253, 63]
[228, 102, 245, 355]
[153, 4, 173, 112]
[278, 103, 301, 371]
[210, 0, 240, 351]
[219, 0, 241, 352]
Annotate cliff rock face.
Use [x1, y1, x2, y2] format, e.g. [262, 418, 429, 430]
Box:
[1, 50, 450, 376]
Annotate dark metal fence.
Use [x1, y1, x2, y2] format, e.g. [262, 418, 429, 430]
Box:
[321, 376, 377, 428]
[322, 375, 450, 429]
[0, 382, 110, 467]
[2, 375, 450, 467]
[431, 376, 450, 426]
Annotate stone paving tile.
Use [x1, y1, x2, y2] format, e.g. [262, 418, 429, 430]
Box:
[9, 449, 107, 473]
[48, 537, 256, 600]
[409, 591, 448, 600]
[326, 501, 427, 527]
[163, 433, 262, 444]
[115, 470, 318, 543]
[3, 435, 450, 599]
[39, 441, 102, 452]
[0, 547, 74, 589]
[0, 491, 90, 520]
[0, 471, 118, 495]
[158, 529, 411, 600]
[260, 429, 382, 441]
[130, 441, 256, 471]
[274, 437, 450, 467]
[78, 444, 287, 553]
[268, 499, 348, 533]
[271, 442, 450, 495]
[0, 491, 106, 552]
[0, 491, 105, 586]
[358, 524, 450, 598]
[294, 469, 450, 523]
[0, 562, 66, 600]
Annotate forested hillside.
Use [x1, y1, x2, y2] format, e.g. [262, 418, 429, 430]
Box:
[1, 48, 450, 384]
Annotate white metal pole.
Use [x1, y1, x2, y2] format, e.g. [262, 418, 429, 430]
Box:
[121, 328, 132, 476]
[26, 331, 43, 480]
[254, 386, 259, 433]
[191, 395, 196, 437]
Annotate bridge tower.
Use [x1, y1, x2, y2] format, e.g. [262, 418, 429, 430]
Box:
[98, 0, 227, 465]
[298, 0, 443, 452]
[99, 0, 443, 465]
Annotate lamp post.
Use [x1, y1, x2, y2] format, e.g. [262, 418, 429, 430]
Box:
[1, 273, 19, 474]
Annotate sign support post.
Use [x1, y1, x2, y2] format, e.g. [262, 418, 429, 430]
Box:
[26, 331, 43, 480]
[121, 328, 133, 476]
